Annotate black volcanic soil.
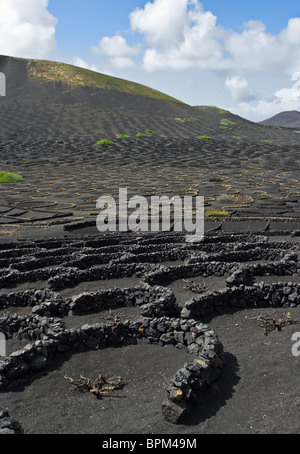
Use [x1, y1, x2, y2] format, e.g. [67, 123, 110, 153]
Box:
[1, 58, 300, 232]
[1, 132, 300, 234]
[1, 230, 300, 435]
[2, 308, 300, 435]
[0, 56, 300, 435]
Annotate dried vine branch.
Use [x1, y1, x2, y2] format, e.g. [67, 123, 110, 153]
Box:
[251, 312, 300, 335]
[64, 374, 125, 397]
[181, 279, 208, 294]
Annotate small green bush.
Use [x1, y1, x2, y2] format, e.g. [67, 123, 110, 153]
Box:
[220, 118, 236, 126]
[220, 126, 228, 130]
[136, 133, 147, 137]
[145, 129, 155, 134]
[0, 171, 23, 183]
[232, 135, 241, 139]
[208, 106, 229, 114]
[117, 134, 130, 139]
[175, 117, 193, 123]
[199, 135, 212, 139]
[97, 139, 115, 146]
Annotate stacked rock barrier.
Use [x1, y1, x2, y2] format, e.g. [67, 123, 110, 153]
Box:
[0, 230, 299, 429]
[0, 409, 23, 434]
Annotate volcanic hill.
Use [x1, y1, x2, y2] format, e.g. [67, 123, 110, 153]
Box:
[0, 55, 294, 142]
[260, 110, 300, 129]
[1, 56, 300, 438]
[0, 55, 300, 231]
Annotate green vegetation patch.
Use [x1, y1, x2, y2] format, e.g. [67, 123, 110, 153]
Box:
[116, 134, 130, 139]
[207, 106, 229, 114]
[199, 135, 212, 139]
[220, 118, 236, 126]
[27, 59, 185, 104]
[220, 126, 228, 130]
[97, 139, 115, 146]
[175, 117, 195, 123]
[0, 171, 23, 183]
[145, 129, 155, 134]
[232, 136, 241, 139]
[136, 133, 148, 137]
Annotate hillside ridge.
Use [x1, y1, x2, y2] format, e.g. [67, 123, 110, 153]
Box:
[261, 110, 300, 129]
[0, 55, 185, 105]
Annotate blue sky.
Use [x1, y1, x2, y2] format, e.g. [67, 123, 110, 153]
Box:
[1, 0, 300, 121]
[48, 0, 300, 43]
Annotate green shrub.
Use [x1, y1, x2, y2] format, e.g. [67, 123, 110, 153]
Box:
[175, 117, 193, 123]
[116, 134, 130, 139]
[145, 129, 155, 134]
[97, 139, 115, 146]
[0, 171, 23, 183]
[220, 126, 228, 130]
[208, 106, 229, 114]
[136, 133, 147, 137]
[232, 135, 241, 139]
[199, 135, 212, 139]
[220, 118, 236, 126]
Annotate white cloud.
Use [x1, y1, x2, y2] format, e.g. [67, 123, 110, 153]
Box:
[279, 18, 300, 46]
[109, 57, 136, 68]
[0, 0, 57, 58]
[130, 0, 189, 48]
[274, 72, 300, 102]
[229, 72, 300, 121]
[130, 0, 226, 71]
[86, 0, 300, 121]
[91, 34, 140, 57]
[91, 34, 140, 68]
[225, 19, 300, 76]
[126, 0, 300, 77]
[225, 76, 249, 102]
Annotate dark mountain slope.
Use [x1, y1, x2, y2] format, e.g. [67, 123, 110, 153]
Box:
[0, 56, 299, 146]
[261, 110, 300, 129]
